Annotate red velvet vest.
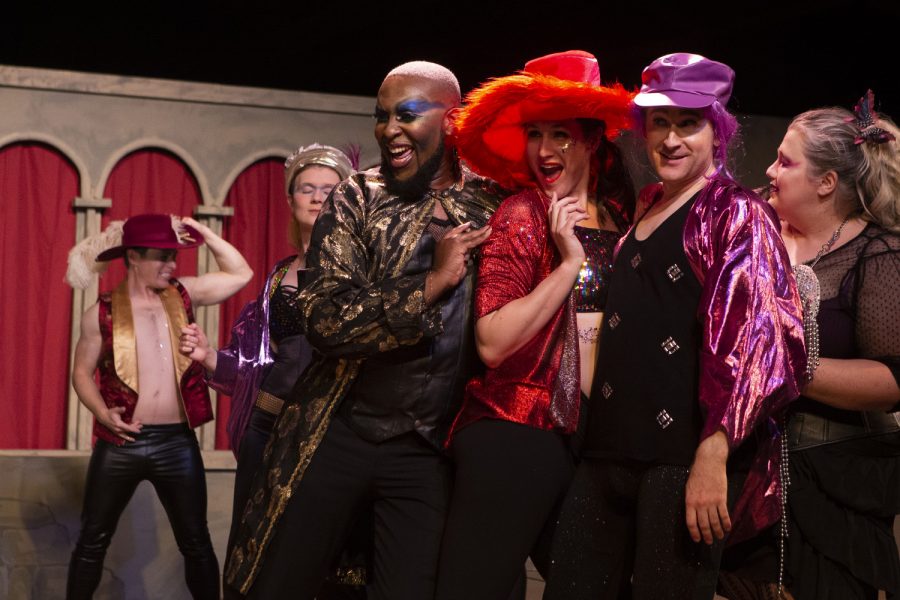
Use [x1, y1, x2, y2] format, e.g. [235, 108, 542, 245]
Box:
[95, 279, 213, 445]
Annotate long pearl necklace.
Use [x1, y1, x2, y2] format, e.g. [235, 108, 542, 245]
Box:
[792, 214, 851, 379]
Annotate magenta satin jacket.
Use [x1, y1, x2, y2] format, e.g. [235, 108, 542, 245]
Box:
[637, 177, 807, 542]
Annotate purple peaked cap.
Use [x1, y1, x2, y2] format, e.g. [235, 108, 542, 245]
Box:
[633, 52, 734, 109]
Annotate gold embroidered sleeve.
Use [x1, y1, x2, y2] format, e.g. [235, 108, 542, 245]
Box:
[300, 177, 442, 359]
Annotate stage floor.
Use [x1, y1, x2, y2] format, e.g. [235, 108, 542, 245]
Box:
[0, 453, 895, 599]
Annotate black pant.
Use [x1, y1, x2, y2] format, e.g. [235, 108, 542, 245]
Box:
[435, 419, 575, 600]
[225, 407, 366, 600]
[245, 416, 451, 600]
[543, 459, 740, 600]
[227, 407, 277, 557]
[67, 423, 219, 600]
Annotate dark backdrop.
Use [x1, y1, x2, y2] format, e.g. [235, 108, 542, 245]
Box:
[3, 0, 897, 119]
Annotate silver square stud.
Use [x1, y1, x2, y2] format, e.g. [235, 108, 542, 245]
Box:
[601, 382, 613, 399]
[656, 409, 674, 429]
[666, 264, 683, 282]
[661, 336, 680, 355]
[608, 313, 621, 330]
[630, 253, 642, 269]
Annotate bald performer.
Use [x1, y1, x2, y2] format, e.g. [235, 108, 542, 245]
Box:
[224, 61, 506, 600]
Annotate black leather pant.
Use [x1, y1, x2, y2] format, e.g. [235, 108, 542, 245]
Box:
[67, 423, 220, 600]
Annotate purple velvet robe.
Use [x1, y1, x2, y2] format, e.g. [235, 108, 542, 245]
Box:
[638, 177, 807, 542]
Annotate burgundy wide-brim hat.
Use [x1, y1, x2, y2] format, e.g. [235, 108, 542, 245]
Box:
[451, 50, 636, 190]
[96, 213, 203, 262]
[633, 52, 734, 109]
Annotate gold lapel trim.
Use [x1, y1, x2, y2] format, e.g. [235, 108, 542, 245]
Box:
[111, 281, 139, 394]
[159, 286, 192, 387]
[111, 282, 191, 396]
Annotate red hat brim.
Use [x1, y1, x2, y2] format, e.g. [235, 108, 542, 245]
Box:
[451, 73, 636, 190]
[95, 223, 204, 262]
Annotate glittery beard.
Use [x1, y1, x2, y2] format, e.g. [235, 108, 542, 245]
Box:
[381, 137, 447, 201]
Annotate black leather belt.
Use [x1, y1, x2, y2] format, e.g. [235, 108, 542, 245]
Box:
[788, 409, 900, 451]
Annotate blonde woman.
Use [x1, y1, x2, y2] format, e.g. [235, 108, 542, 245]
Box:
[722, 92, 900, 600]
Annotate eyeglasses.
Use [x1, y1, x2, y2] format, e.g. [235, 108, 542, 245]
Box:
[143, 249, 178, 262]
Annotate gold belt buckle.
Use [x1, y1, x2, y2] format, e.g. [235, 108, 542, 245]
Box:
[254, 391, 285, 416]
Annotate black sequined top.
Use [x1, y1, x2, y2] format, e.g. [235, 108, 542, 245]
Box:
[268, 280, 304, 343]
[573, 226, 620, 313]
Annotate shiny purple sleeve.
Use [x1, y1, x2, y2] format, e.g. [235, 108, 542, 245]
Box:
[213, 259, 288, 453]
[208, 298, 262, 396]
[686, 184, 806, 447]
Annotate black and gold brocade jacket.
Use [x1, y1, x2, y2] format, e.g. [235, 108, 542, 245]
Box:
[225, 165, 505, 593]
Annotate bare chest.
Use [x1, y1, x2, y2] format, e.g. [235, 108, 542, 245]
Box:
[131, 303, 175, 373]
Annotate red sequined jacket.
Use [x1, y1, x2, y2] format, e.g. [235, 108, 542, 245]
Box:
[449, 189, 581, 439]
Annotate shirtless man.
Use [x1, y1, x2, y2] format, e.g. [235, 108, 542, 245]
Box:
[65, 213, 253, 600]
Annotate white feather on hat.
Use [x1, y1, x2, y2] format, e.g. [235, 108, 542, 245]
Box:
[64, 221, 125, 289]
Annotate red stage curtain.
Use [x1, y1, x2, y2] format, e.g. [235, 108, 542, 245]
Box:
[0, 142, 78, 448]
[216, 157, 289, 449]
[100, 149, 203, 293]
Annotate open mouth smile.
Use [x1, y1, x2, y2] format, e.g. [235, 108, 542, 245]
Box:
[386, 144, 413, 169]
[538, 163, 563, 184]
[660, 151, 688, 162]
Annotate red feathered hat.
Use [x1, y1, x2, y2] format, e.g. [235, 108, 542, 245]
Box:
[96, 214, 203, 262]
[452, 50, 636, 190]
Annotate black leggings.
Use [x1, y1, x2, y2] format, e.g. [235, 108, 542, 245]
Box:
[435, 419, 575, 600]
[543, 458, 739, 600]
[67, 424, 219, 600]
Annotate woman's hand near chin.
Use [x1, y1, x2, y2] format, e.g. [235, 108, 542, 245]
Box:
[548, 192, 587, 270]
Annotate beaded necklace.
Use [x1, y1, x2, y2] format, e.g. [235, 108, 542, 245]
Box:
[792, 214, 851, 380]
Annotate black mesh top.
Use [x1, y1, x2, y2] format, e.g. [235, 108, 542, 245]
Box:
[811, 223, 900, 360]
[794, 222, 900, 415]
